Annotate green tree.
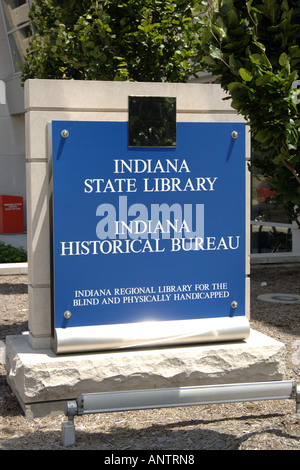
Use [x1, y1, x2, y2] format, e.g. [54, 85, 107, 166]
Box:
[21, 0, 203, 83]
[200, 0, 300, 226]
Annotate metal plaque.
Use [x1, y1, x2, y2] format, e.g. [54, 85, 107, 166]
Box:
[50, 120, 248, 353]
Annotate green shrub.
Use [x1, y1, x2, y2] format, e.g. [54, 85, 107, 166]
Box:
[200, 0, 300, 226]
[0, 242, 27, 263]
[21, 0, 204, 83]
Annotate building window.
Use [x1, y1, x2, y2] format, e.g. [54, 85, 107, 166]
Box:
[1, 0, 30, 73]
[251, 172, 293, 253]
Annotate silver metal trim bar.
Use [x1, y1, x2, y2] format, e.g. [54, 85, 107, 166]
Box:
[62, 380, 299, 446]
[75, 380, 297, 415]
[53, 316, 250, 354]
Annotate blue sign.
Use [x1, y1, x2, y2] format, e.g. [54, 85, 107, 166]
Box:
[51, 120, 246, 332]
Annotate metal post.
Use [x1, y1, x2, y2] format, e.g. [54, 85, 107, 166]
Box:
[62, 400, 77, 447]
[61, 417, 76, 447]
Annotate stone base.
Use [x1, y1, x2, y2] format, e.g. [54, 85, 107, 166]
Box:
[5, 329, 286, 418]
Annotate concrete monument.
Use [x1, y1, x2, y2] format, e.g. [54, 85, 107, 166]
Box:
[5, 80, 287, 417]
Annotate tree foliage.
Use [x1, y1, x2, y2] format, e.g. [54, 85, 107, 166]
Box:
[21, 0, 203, 83]
[200, 0, 300, 225]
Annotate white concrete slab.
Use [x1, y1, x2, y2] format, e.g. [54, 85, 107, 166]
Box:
[5, 329, 286, 417]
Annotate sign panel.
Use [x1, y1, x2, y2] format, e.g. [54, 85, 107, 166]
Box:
[50, 119, 248, 353]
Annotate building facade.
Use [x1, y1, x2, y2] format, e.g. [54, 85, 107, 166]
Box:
[0, 0, 29, 230]
[0, 0, 299, 261]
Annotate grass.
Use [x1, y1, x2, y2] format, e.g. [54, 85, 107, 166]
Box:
[0, 241, 27, 263]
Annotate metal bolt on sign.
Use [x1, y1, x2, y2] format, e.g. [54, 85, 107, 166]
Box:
[61, 129, 69, 138]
